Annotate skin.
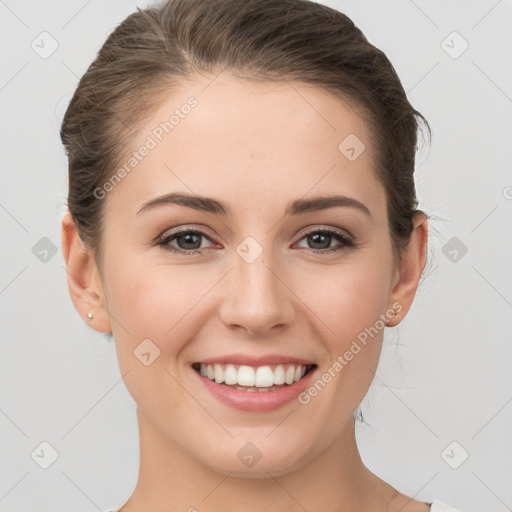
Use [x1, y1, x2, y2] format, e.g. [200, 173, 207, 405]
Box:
[62, 73, 429, 511]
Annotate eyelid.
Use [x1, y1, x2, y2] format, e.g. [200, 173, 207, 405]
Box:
[155, 224, 217, 243]
[296, 224, 354, 241]
[156, 224, 352, 243]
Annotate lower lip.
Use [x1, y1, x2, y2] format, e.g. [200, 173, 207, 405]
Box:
[194, 366, 317, 412]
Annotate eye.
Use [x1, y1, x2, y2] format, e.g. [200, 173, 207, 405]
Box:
[157, 228, 216, 255]
[294, 228, 355, 254]
[157, 226, 356, 256]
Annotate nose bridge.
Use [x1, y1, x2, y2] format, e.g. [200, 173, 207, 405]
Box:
[219, 237, 293, 334]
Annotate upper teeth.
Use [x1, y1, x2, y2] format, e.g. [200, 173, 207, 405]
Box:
[199, 363, 309, 387]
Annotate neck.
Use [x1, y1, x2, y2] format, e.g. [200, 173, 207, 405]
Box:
[119, 408, 406, 512]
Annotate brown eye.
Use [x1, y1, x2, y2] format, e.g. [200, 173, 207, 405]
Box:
[295, 229, 354, 254]
[174, 232, 203, 250]
[158, 229, 215, 254]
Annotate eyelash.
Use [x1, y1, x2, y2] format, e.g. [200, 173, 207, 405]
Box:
[156, 226, 356, 256]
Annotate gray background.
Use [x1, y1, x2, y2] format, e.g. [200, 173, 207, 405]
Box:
[1, 0, 511, 510]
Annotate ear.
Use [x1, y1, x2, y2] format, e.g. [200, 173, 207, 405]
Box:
[385, 212, 428, 327]
[61, 212, 112, 333]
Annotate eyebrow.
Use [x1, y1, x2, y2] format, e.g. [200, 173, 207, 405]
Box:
[136, 192, 371, 218]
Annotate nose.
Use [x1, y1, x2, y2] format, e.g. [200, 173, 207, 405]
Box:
[218, 248, 295, 336]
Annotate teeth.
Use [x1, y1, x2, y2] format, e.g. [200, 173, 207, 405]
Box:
[274, 365, 285, 385]
[224, 364, 238, 385]
[255, 366, 274, 387]
[198, 363, 311, 388]
[214, 364, 224, 384]
[238, 365, 255, 386]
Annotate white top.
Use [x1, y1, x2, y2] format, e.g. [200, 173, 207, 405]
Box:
[430, 502, 466, 512]
[106, 501, 465, 511]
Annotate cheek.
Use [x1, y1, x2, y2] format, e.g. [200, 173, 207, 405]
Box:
[103, 253, 219, 370]
[104, 253, 204, 331]
[105, 245, 392, 349]
[104, 256, 208, 416]
[291, 254, 392, 346]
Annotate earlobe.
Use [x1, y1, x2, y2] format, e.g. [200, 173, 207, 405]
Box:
[61, 212, 112, 333]
[385, 213, 428, 328]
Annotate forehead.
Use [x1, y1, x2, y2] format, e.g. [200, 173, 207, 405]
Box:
[106, 73, 385, 218]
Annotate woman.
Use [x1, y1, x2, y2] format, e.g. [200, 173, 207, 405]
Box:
[60, 0, 464, 510]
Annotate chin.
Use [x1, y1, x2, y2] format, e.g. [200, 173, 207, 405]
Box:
[192, 438, 311, 479]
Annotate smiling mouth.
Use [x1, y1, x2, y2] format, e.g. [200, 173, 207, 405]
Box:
[192, 362, 317, 392]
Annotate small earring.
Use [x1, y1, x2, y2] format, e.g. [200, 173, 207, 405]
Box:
[87, 313, 93, 320]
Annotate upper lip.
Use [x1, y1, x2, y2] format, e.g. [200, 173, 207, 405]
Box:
[194, 353, 316, 367]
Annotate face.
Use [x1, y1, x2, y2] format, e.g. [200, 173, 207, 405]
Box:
[72, 73, 417, 477]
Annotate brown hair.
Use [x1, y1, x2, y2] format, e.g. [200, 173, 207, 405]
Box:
[60, 0, 430, 267]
